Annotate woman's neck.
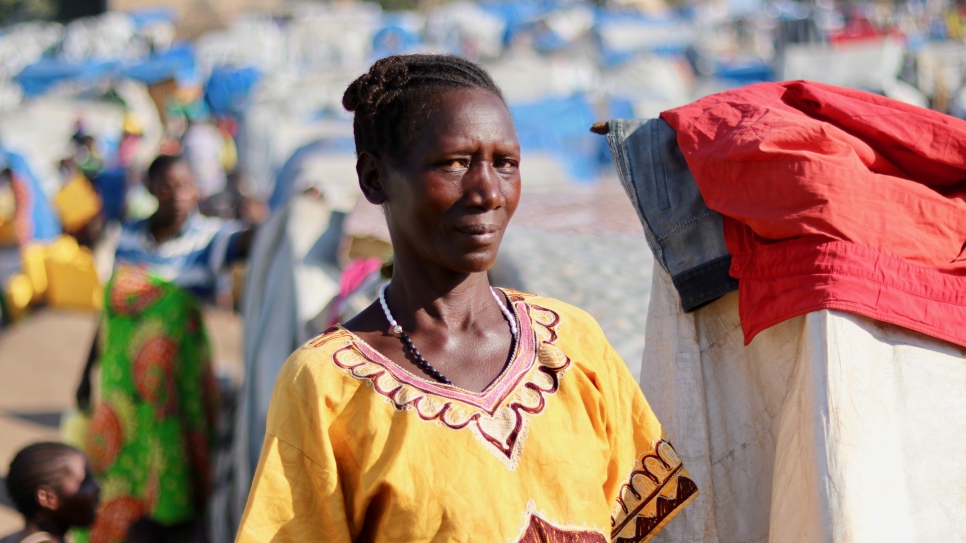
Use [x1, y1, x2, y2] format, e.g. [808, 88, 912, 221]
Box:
[385, 257, 496, 333]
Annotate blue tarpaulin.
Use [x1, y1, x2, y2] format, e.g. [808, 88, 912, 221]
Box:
[205, 66, 262, 116]
[714, 61, 773, 83]
[1, 149, 61, 242]
[372, 25, 424, 59]
[127, 7, 177, 29]
[14, 44, 197, 98]
[479, 0, 562, 45]
[120, 43, 197, 85]
[595, 8, 692, 63]
[15, 59, 116, 97]
[93, 167, 127, 223]
[509, 94, 609, 182]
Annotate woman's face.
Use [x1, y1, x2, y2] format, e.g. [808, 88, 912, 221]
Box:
[374, 89, 521, 275]
[50, 453, 101, 528]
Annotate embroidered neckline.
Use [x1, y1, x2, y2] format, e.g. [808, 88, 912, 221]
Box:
[335, 288, 532, 411]
[312, 290, 571, 470]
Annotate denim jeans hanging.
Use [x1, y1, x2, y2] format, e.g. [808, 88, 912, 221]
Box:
[602, 118, 737, 311]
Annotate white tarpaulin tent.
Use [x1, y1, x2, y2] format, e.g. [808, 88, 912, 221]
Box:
[641, 263, 966, 543]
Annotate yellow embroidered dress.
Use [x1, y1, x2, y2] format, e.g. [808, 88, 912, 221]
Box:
[237, 290, 696, 542]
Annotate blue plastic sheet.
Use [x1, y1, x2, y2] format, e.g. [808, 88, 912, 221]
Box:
[372, 25, 422, 58]
[595, 7, 692, 62]
[15, 44, 197, 98]
[714, 62, 773, 83]
[205, 66, 262, 116]
[127, 7, 177, 29]
[509, 94, 608, 182]
[93, 167, 127, 223]
[1, 149, 61, 242]
[15, 58, 117, 97]
[479, 0, 562, 44]
[120, 43, 197, 85]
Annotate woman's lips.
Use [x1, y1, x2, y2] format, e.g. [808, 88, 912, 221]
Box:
[455, 224, 501, 243]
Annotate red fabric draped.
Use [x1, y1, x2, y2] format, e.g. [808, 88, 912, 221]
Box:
[661, 80, 966, 347]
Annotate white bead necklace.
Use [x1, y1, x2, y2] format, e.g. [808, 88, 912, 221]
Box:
[377, 283, 519, 384]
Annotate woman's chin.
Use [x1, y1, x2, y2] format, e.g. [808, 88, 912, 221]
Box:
[446, 249, 501, 274]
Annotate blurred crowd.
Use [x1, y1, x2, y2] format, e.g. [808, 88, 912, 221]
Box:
[0, 101, 261, 321]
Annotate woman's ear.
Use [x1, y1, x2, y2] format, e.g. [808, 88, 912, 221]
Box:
[36, 485, 60, 511]
[356, 151, 387, 205]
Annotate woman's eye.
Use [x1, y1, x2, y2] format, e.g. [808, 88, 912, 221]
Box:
[440, 159, 469, 171]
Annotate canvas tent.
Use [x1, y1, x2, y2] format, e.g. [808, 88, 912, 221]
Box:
[598, 82, 966, 541]
[639, 262, 966, 543]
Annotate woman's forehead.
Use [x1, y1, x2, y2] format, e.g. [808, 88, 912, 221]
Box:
[415, 90, 517, 150]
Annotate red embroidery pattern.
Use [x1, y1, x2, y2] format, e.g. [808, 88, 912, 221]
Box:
[315, 292, 570, 470]
[517, 513, 607, 543]
[611, 440, 698, 543]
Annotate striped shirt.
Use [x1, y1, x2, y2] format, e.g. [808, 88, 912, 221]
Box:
[114, 213, 245, 302]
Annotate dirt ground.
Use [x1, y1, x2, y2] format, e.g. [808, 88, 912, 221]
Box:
[0, 307, 243, 535]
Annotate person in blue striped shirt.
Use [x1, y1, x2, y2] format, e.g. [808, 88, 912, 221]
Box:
[114, 154, 253, 302]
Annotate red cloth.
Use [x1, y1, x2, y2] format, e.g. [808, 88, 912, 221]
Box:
[661, 80, 966, 347]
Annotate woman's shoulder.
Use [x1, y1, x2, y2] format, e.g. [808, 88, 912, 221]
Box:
[505, 289, 621, 374]
[502, 288, 605, 335]
[276, 326, 359, 385]
[267, 327, 365, 432]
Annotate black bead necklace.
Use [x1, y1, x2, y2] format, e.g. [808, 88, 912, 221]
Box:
[377, 283, 518, 386]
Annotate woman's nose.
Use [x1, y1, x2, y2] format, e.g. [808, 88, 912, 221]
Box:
[464, 161, 506, 209]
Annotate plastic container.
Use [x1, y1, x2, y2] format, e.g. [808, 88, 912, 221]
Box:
[55, 174, 102, 233]
[44, 236, 102, 310]
[21, 243, 48, 304]
[3, 272, 33, 321]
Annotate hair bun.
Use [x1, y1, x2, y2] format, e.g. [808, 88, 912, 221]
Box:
[342, 54, 505, 160]
[342, 57, 411, 120]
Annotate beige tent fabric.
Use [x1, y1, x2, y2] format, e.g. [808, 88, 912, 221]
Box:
[642, 263, 966, 543]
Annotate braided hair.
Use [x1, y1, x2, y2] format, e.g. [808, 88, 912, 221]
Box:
[6, 442, 82, 518]
[342, 54, 505, 161]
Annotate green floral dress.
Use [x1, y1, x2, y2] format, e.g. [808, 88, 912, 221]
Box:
[81, 267, 218, 543]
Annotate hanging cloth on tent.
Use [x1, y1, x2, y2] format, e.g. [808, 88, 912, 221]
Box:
[661, 80, 966, 349]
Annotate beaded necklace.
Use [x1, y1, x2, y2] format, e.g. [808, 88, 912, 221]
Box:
[378, 283, 518, 385]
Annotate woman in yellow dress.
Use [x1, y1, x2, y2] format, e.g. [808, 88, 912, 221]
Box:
[236, 54, 696, 543]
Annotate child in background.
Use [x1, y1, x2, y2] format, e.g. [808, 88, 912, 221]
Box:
[0, 442, 101, 543]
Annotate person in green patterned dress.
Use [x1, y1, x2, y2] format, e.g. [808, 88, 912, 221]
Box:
[76, 155, 252, 543]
